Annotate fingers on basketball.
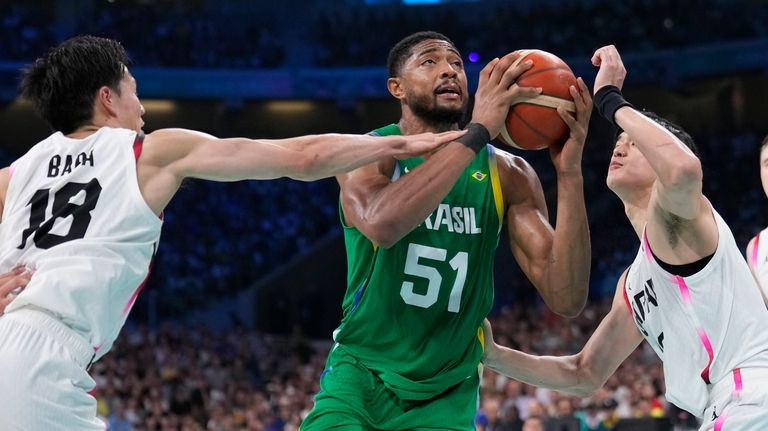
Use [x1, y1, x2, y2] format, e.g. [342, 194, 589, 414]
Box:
[497, 50, 578, 151]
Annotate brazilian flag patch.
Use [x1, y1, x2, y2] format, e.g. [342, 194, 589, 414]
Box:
[471, 170, 487, 182]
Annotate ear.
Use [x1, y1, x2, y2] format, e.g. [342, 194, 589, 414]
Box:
[387, 77, 406, 101]
[95, 85, 118, 118]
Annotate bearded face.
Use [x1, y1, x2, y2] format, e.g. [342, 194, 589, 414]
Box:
[406, 85, 466, 125]
[396, 39, 469, 128]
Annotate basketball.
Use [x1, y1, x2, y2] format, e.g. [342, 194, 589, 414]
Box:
[496, 49, 577, 150]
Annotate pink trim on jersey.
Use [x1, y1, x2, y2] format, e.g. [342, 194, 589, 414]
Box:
[122, 269, 151, 316]
[696, 328, 715, 383]
[642, 230, 654, 261]
[713, 369, 744, 431]
[676, 276, 692, 303]
[732, 368, 743, 398]
[714, 412, 726, 431]
[622, 283, 632, 316]
[133, 134, 144, 161]
[751, 234, 760, 268]
[673, 275, 715, 384]
[122, 133, 156, 316]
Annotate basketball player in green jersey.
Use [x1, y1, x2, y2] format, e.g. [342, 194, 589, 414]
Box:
[301, 31, 593, 431]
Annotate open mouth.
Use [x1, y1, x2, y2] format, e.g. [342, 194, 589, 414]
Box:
[435, 90, 461, 100]
[435, 83, 461, 99]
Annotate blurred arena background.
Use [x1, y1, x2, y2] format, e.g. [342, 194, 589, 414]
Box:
[1, 0, 767, 430]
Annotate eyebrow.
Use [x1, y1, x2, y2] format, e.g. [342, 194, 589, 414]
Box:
[415, 47, 461, 58]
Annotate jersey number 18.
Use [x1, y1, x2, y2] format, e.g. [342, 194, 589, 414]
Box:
[18, 179, 102, 249]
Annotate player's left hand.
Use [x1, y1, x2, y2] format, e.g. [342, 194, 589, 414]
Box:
[0, 266, 32, 316]
[591, 45, 627, 93]
[549, 77, 592, 176]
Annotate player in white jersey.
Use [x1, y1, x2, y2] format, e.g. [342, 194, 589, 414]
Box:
[0, 35, 465, 430]
[745, 135, 768, 303]
[481, 45, 768, 430]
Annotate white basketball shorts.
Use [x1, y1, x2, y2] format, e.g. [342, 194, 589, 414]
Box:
[700, 368, 768, 431]
[0, 307, 104, 430]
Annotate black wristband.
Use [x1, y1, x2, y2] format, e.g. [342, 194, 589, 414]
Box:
[594, 85, 634, 127]
[456, 123, 490, 154]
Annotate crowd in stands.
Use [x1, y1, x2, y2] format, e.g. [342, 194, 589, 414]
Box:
[144, 177, 340, 318]
[0, 1, 285, 69]
[310, 0, 768, 67]
[93, 302, 702, 430]
[2, 0, 768, 68]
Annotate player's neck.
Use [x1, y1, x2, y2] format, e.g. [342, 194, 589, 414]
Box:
[68, 115, 122, 139]
[397, 112, 458, 136]
[621, 191, 651, 238]
[625, 204, 648, 239]
[67, 124, 102, 139]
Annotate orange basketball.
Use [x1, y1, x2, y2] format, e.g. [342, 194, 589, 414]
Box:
[496, 49, 577, 150]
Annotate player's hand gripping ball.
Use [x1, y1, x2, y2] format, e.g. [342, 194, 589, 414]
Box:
[497, 49, 578, 150]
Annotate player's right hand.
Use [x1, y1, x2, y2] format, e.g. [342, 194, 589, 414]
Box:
[591, 45, 627, 93]
[471, 53, 542, 139]
[395, 129, 467, 159]
[551, 77, 593, 176]
[0, 266, 32, 316]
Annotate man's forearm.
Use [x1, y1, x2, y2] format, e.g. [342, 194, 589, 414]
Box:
[485, 345, 596, 397]
[347, 142, 477, 247]
[289, 134, 407, 181]
[544, 172, 590, 316]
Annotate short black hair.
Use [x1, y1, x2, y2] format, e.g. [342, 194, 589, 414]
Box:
[387, 31, 457, 78]
[616, 110, 698, 157]
[642, 110, 698, 156]
[761, 134, 768, 151]
[20, 35, 130, 134]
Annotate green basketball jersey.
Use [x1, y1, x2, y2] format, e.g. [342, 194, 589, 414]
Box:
[335, 124, 504, 401]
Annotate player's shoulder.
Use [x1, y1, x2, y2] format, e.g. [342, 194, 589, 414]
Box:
[491, 145, 542, 202]
[144, 127, 203, 144]
[491, 145, 538, 180]
[337, 156, 397, 189]
[142, 128, 217, 162]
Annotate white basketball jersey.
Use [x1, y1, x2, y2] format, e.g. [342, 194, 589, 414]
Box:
[0, 127, 162, 361]
[623, 209, 768, 416]
[748, 227, 768, 298]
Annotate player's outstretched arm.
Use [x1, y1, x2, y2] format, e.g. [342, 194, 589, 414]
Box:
[148, 128, 464, 182]
[483, 269, 643, 396]
[136, 128, 463, 214]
